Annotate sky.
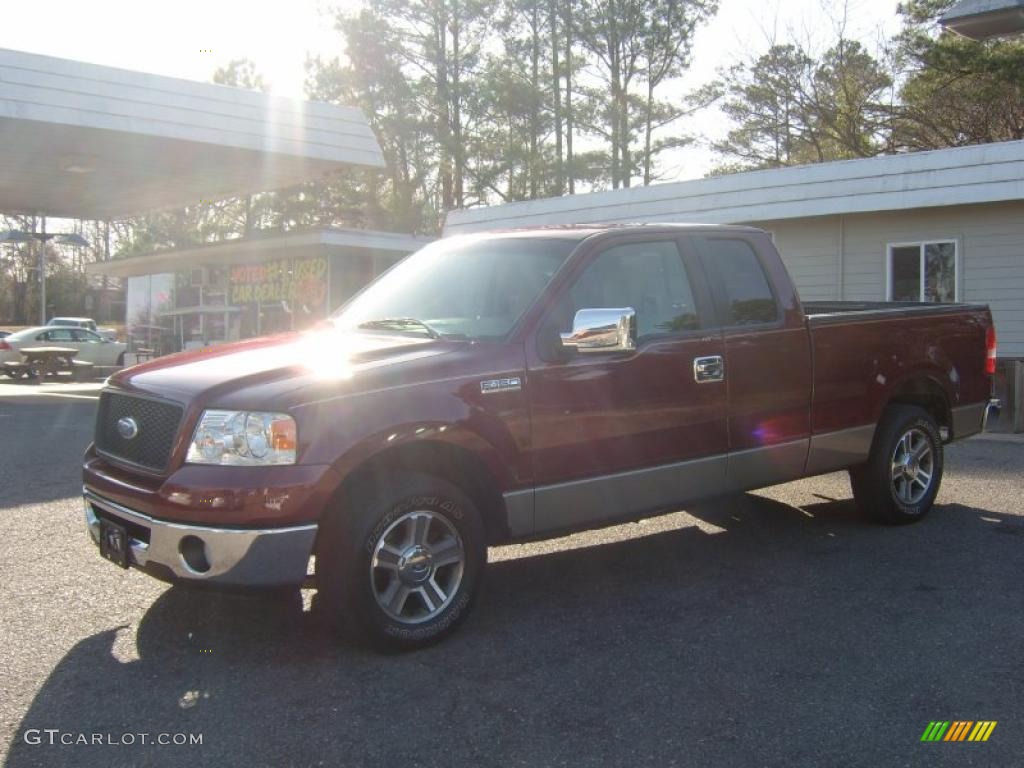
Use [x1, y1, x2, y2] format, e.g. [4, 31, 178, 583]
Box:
[1, 0, 906, 181]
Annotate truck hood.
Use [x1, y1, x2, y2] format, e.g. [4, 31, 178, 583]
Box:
[110, 329, 453, 408]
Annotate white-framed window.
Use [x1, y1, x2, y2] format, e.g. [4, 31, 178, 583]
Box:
[886, 240, 959, 303]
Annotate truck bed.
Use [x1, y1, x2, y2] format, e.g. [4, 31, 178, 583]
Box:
[802, 299, 992, 437]
[803, 300, 989, 325]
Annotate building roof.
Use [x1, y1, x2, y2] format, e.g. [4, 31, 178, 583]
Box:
[444, 140, 1024, 234]
[940, 0, 1024, 39]
[447, 222, 762, 237]
[85, 228, 434, 278]
[0, 48, 385, 219]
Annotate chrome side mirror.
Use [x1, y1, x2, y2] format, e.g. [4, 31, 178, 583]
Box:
[560, 308, 636, 353]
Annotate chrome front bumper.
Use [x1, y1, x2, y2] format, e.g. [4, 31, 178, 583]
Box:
[84, 489, 316, 587]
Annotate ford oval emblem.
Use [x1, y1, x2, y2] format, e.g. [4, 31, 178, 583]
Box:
[117, 416, 139, 440]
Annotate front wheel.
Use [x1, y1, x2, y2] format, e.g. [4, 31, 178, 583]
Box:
[850, 404, 944, 525]
[315, 471, 486, 650]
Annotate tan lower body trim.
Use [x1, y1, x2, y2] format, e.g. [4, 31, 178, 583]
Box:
[805, 424, 876, 476]
[951, 402, 986, 441]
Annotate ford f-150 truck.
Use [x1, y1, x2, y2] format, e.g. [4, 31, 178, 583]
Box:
[83, 224, 1000, 648]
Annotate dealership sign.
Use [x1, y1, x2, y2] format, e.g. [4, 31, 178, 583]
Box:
[229, 257, 328, 310]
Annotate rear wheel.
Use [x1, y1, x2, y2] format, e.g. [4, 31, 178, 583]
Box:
[315, 471, 486, 650]
[116, 351, 125, 367]
[850, 404, 943, 525]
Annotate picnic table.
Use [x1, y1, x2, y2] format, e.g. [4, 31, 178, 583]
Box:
[19, 346, 79, 379]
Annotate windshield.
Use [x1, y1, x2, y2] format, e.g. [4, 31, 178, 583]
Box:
[332, 236, 579, 340]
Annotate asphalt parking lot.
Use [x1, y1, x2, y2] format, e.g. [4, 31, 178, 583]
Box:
[1, 387, 1022, 767]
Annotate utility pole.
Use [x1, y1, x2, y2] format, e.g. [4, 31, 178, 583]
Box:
[103, 220, 111, 291]
[39, 216, 47, 325]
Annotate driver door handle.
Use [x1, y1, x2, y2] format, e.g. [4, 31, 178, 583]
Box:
[694, 355, 724, 383]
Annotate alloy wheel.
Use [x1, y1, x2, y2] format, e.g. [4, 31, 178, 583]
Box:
[370, 510, 465, 624]
[890, 427, 934, 505]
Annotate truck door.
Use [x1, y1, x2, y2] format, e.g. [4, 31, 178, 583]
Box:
[688, 233, 813, 491]
[524, 233, 728, 535]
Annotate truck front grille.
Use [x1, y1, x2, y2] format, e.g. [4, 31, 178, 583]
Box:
[95, 391, 183, 472]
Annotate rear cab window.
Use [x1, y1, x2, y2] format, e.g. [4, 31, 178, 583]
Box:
[693, 236, 780, 327]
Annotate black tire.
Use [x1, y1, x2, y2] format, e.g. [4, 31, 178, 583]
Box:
[315, 471, 486, 650]
[116, 351, 125, 367]
[850, 404, 943, 525]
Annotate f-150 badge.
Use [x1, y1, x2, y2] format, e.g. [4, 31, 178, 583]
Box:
[480, 377, 522, 394]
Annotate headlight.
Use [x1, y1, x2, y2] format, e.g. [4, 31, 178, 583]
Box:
[186, 410, 297, 466]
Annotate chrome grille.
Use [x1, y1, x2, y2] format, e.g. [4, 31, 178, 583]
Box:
[95, 391, 183, 472]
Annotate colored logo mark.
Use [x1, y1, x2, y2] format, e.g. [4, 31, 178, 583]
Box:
[921, 721, 997, 742]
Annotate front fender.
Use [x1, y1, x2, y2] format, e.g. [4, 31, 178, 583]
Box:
[292, 371, 530, 497]
[327, 419, 521, 495]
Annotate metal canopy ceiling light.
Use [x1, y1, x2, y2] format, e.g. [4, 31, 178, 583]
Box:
[0, 229, 89, 246]
[53, 233, 90, 247]
[940, 0, 1024, 39]
[0, 229, 35, 243]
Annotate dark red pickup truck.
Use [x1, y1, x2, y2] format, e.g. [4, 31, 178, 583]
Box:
[83, 225, 999, 648]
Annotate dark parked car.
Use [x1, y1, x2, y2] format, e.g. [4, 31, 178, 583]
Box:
[83, 225, 999, 648]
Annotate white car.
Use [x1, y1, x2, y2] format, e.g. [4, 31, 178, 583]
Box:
[0, 326, 127, 369]
[48, 316, 118, 341]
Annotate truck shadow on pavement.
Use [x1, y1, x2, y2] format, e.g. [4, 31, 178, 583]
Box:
[7, 492, 1024, 768]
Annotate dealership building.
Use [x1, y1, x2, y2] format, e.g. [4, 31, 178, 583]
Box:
[85, 228, 431, 348]
[445, 140, 1024, 430]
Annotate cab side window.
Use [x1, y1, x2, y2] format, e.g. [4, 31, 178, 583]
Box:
[698, 238, 779, 326]
[568, 241, 700, 340]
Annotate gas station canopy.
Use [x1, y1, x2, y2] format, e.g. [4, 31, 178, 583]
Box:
[940, 0, 1024, 39]
[0, 48, 385, 220]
